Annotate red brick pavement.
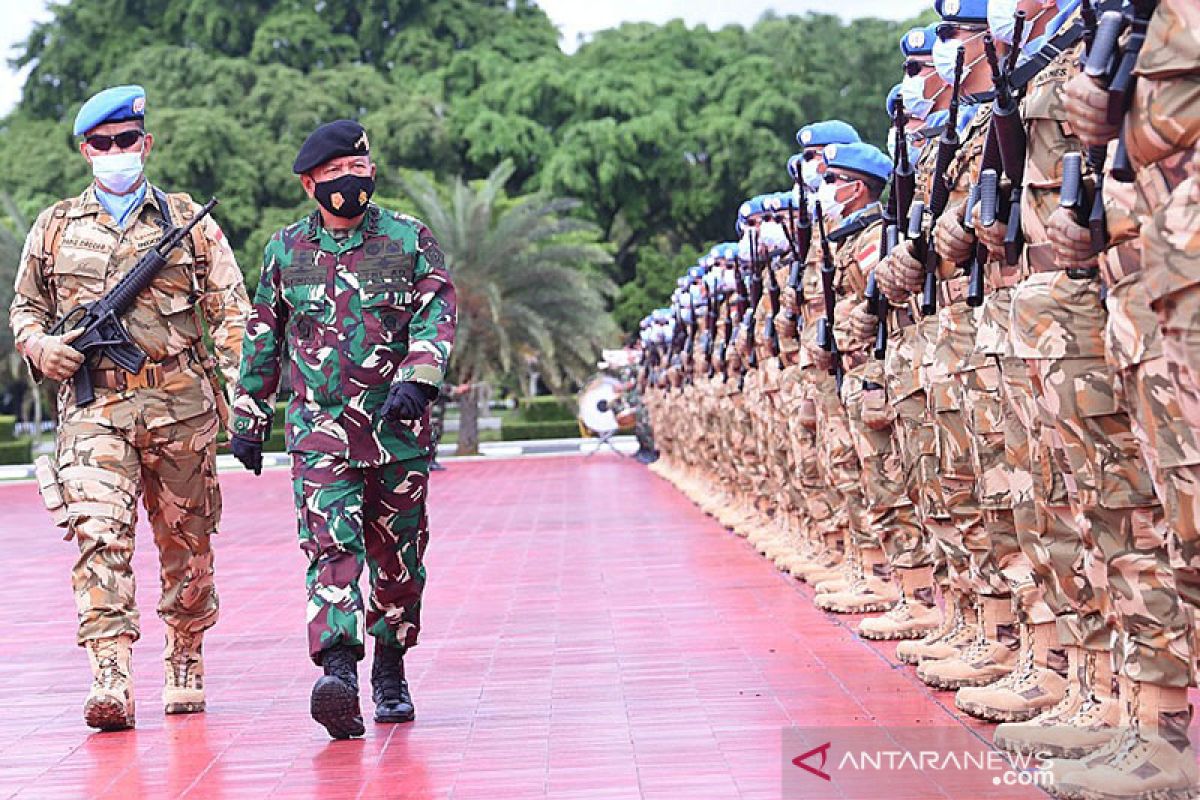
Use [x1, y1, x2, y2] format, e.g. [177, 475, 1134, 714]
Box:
[0, 455, 1073, 799]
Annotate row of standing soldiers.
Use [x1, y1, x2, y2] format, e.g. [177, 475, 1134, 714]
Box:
[637, 1, 1200, 797]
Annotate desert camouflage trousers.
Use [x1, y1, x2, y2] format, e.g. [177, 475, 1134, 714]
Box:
[291, 451, 430, 663]
[58, 394, 221, 645]
[1029, 348, 1191, 685]
[844, 365, 922, 566]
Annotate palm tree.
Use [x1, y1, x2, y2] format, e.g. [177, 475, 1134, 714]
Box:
[397, 160, 618, 455]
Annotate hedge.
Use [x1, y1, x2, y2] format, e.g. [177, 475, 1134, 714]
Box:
[0, 415, 15, 442]
[0, 439, 32, 465]
[516, 396, 575, 423]
[500, 420, 581, 441]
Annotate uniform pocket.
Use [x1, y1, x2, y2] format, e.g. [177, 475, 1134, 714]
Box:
[362, 291, 412, 345]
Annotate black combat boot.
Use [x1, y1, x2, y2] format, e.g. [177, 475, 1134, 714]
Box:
[371, 645, 416, 723]
[311, 643, 366, 739]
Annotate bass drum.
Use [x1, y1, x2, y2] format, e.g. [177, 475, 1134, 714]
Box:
[577, 374, 634, 436]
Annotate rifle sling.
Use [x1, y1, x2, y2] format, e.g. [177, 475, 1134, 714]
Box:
[1009, 0, 1122, 91]
[826, 212, 883, 245]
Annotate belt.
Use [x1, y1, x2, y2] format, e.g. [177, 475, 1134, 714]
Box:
[91, 351, 193, 391]
[1026, 259, 1101, 280]
[1101, 239, 1142, 286]
[891, 306, 916, 330]
[991, 262, 1022, 289]
[938, 276, 969, 307]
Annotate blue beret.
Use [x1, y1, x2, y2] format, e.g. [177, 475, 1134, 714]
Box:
[787, 153, 804, 181]
[293, 119, 371, 174]
[900, 25, 938, 57]
[936, 0, 989, 25]
[822, 142, 893, 184]
[688, 265, 705, 280]
[886, 84, 903, 117]
[796, 120, 860, 149]
[73, 85, 146, 136]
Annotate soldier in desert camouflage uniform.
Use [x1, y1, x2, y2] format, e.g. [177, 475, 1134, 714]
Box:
[1040, 1, 1200, 795]
[230, 120, 456, 739]
[10, 85, 250, 731]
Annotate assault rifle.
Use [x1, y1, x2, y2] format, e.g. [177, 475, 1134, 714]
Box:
[984, 18, 1028, 266]
[50, 197, 218, 407]
[814, 202, 843, 390]
[912, 46, 965, 316]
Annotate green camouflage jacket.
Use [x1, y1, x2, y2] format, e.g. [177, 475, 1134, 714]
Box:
[232, 204, 456, 464]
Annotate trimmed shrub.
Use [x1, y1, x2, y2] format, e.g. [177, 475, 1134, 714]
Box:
[500, 420, 581, 441]
[0, 439, 32, 465]
[516, 396, 575, 422]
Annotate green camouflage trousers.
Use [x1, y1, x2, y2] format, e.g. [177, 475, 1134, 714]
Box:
[59, 405, 221, 645]
[291, 451, 430, 663]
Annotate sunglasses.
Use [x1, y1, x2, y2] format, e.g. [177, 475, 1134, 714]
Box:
[903, 59, 932, 77]
[823, 171, 857, 185]
[935, 23, 987, 41]
[85, 130, 144, 151]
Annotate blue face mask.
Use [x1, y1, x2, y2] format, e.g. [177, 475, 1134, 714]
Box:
[91, 150, 145, 194]
[931, 30, 987, 86]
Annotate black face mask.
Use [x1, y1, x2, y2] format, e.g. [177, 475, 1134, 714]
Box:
[314, 174, 376, 219]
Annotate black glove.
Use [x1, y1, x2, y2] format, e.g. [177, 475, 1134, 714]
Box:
[230, 435, 263, 476]
[382, 382, 436, 421]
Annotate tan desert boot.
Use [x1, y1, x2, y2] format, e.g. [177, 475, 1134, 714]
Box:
[858, 565, 941, 640]
[1050, 682, 1197, 800]
[1013, 649, 1122, 762]
[917, 594, 1018, 690]
[163, 628, 206, 714]
[815, 547, 899, 614]
[955, 621, 1066, 722]
[84, 634, 136, 731]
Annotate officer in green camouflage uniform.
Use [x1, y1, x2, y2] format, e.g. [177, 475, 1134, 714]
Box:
[230, 120, 457, 739]
[11, 85, 250, 732]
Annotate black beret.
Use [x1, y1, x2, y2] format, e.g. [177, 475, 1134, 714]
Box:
[293, 119, 371, 174]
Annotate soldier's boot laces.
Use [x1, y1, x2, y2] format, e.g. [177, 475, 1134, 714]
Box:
[371, 645, 416, 724]
[815, 548, 898, 614]
[917, 595, 1018, 690]
[163, 628, 206, 714]
[1012, 647, 1123, 767]
[311, 643, 366, 739]
[84, 635, 135, 732]
[956, 621, 1066, 723]
[1048, 683, 1197, 800]
[812, 534, 858, 594]
[896, 588, 972, 665]
[858, 565, 941, 641]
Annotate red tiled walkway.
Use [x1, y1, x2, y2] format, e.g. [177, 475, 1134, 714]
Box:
[0, 455, 1043, 799]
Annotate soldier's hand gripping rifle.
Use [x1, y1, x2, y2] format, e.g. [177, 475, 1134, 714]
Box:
[764, 242, 782, 360]
[913, 46, 965, 317]
[814, 201, 843, 391]
[984, 18, 1029, 266]
[49, 197, 219, 407]
[742, 231, 762, 372]
[1102, 0, 1156, 183]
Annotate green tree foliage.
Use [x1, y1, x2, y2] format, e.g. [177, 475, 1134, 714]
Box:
[392, 160, 616, 453]
[0, 0, 931, 384]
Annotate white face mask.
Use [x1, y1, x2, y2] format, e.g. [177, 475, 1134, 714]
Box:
[759, 221, 788, 252]
[932, 31, 987, 87]
[900, 72, 943, 120]
[989, 0, 1056, 46]
[801, 157, 822, 192]
[738, 230, 755, 263]
[91, 149, 145, 194]
[817, 182, 847, 227]
[720, 268, 739, 293]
